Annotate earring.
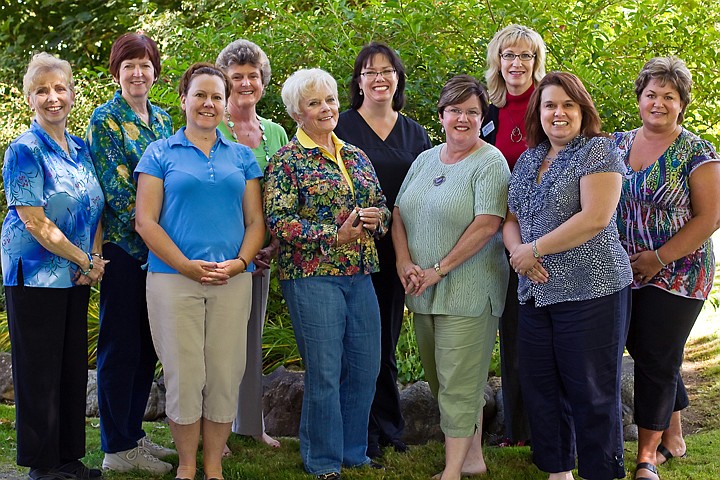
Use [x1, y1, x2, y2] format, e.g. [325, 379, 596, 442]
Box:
[359, 89, 364, 96]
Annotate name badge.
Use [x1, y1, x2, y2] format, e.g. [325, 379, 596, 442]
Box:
[481, 120, 495, 138]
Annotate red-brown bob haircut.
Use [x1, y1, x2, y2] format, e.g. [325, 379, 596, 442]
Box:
[109, 32, 162, 82]
[524, 71, 605, 148]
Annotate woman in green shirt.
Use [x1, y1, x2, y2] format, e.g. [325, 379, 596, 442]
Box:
[216, 39, 288, 450]
[393, 75, 510, 480]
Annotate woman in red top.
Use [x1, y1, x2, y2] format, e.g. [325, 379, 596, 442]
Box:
[480, 24, 546, 446]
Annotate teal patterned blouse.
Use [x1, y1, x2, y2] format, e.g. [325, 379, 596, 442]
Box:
[2, 121, 104, 287]
[264, 132, 390, 280]
[86, 91, 173, 261]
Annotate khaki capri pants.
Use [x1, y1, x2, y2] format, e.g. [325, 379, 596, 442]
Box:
[146, 271, 252, 425]
[414, 302, 499, 438]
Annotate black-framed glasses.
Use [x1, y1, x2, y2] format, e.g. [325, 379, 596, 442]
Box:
[360, 69, 397, 79]
[500, 53, 536, 62]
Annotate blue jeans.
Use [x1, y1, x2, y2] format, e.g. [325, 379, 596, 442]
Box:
[281, 274, 381, 475]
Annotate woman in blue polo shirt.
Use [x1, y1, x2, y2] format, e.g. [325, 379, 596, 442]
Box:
[135, 62, 265, 480]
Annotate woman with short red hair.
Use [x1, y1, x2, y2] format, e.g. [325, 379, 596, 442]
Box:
[86, 32, 175, 474]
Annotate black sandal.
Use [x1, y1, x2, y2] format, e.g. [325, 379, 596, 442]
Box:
[635, 462, 659, 480]
[656, 442, 686, 465]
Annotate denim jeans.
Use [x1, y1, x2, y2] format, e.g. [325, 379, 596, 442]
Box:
[281, 274, 381, 475]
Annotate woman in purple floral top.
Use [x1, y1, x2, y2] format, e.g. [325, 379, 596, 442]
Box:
[264, 68, 390, 480]
[615, 57, 720, 480]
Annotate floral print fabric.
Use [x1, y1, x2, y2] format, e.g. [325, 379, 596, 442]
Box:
[264, 134, 390, 280]
[615, 128, 720, 299]
[2, 121, 104, 287]
[87, 90, 172, 261]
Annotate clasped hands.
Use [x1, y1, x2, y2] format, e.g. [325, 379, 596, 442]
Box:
[396, 260, 442, 297]
[74, 257, 110, 286]
[629, 250, 662, 284]
[184, 258, 247, 286]
[508, 243, 549, 284]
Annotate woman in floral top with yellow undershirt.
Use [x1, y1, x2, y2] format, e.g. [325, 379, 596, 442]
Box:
[264, 68, 390, 480]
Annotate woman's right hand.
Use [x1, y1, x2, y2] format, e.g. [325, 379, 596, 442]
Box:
[180, 259, 230, 285]
[336, 208, 366, 246]
[75, 257, 110, 285]
[396, 259, 424, 294]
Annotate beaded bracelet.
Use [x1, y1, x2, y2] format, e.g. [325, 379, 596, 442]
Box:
[79, 252, 94, 276]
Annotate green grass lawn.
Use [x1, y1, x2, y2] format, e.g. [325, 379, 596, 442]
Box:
[0, 405, 719, 479]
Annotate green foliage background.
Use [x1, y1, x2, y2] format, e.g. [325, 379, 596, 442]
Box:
[0, 0, 719, 380]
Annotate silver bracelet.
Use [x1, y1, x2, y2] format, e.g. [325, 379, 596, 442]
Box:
[654, 249, 667, 267]
[532, 239, 541, 259]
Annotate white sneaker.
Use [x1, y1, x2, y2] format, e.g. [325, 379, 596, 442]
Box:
[102, 446, 173, 474]
[138, 435, 177, 459]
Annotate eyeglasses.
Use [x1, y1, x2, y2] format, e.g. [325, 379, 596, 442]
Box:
[500, 52, 536, 62]
[360, 69, 397, 79]
[444, 108, 481, 118]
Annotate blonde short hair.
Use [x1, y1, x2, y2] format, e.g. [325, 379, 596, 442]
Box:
[281, 68, 338, 122]
[23, 52, 74, 97]
[485, 24, 546, 107]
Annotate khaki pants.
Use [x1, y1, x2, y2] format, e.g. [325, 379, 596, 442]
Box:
[146, 272, 252, 424]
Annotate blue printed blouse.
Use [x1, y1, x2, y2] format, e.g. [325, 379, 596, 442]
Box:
[507, 135, 633, 307]
[2, 121, 104, 287]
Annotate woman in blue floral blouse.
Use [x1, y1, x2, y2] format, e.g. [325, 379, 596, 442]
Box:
[86, 32, 175, 474]
[2, 52, 106, 480]
[503, 72, 632, 480]
[264, 68, 390, 480]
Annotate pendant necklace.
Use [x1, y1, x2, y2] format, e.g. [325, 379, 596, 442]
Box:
[227, 111, 271, 164]
[506, 108, 524, 143]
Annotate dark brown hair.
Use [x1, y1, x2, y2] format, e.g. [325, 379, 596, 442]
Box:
[349, 42, 406, 111]
[524, 71, 605, 148]
[437, 74, 489, 120]
[178, 62, 231, 101]
[634, 56, 692, 124]
[109, 33, 161, 81]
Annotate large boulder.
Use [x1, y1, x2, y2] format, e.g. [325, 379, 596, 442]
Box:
[0, 353, 14, 402]
[263, 367, 304, 437]
[399, 381, 442, 444]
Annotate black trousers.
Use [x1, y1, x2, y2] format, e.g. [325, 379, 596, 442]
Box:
[519, 288, 630, 480]
[499, 263, 531, 441]
[6, 278, 90, 468]
[367, 236, 405, 447]
[626, 286, 702, 430]
[97, 243, 157, 453]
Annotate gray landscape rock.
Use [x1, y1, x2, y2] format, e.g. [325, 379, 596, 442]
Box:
[263, 366, 304, 437]
[0, 353, 14, 402]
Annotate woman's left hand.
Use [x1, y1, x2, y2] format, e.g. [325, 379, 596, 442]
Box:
[410, 267, 443, 297]
[357, 207, 382, 232]
[509, 243, 549, 283]
[629, 250, 663, 284]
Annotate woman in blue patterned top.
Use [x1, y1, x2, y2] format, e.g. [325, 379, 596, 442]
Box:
[1, 52, 106, 480]
[503, 72, 632, 480]
[86, 32, 175, 475]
